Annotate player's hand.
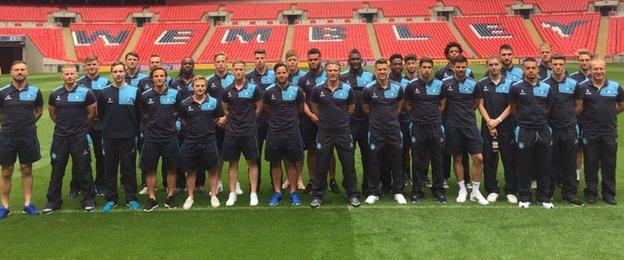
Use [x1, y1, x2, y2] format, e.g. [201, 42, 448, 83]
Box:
[487, 118, 499, 130]
[309, 113, 319, 124]
[489, 128, 498, 136]
[216, 116, 227, 128]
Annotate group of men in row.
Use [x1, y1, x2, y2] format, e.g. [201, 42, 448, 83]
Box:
[0, 41, 622, 218]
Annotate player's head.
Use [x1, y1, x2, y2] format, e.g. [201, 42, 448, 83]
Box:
[522, 57, 539, 81]
[274, 62, 289, 85]
[192, 75, 207, 96]
[589, 58, 606, 81]
[389, 53, 403, 75]
[150, 67, 168, 87]
[213, 52, 228, 73]
[486, 56, 502, 77]
[550, 54, 566, 76]
[374, 58, 389, 81]
[444, 42, 463, 61]
[307, 48, 321, 70]
[148, 54, 162, 71]
[499, 44, 514, 67]
[109, 61, 126, 84]
[285, 50, 299, 71]
[180, 57, 194, 75]
[60, 64, 78, 85]
[325, 60, 341, 83]
[232, 60, 246, 80]
[84, 54, 99, 76]
[539, 42, 553, 63]
[576, 49, 594, 71]
[418, 57, 434, 80]
[405, 54, 417, 74]
[124, 51, 140, 70]
[348, 49, 362, 70]
[10, 60, 28, 83]
[452, 55, 468, 78]
[254, 48, 267, 69]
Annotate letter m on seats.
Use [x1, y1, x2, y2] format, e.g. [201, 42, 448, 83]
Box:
[73, 30, 129, 46]
[221, 28, 272, 44]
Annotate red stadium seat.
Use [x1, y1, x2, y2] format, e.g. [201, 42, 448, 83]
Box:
[523, 0, 589, 13]
[291, 24, 373, 60]
[608, 16, 624, 55]
[150, 4, 218, 22]
[0, 5, 58, 22]
[0, 28, 67, 60]
[133, 22, 210, 64]
[67, 6, 142, 22]
[374, 22, 463, 59]
[70, 23, 136, 64]
[442, 0, 514, 15]
[297, 2, 363, 19]
[531, 13, 599, 57]
[368, 0, 435, 17]
[198, 25, 287, 63]
[225, 3, 290, 21]
[453, 15, 538, 57]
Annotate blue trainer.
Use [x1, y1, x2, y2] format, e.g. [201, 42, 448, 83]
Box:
[127, 200, 140, 210]
[290, 192, 302, 206]
[269, 192, 282, 206]
[102, 201, 116, 213]
[0, 206, 10, 219]
[22, 204, 39, 216]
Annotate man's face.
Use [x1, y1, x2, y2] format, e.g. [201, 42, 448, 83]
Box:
[453, 61, 467, 79]
[149, 56, 162, 71]
[233, 63, 246, 80]
[286, 55, 299, 71]
[374, 63, 389, 82]
[551, 59, 566, 76]
[111, 65, 125, 84]
[590, 60, 606, 81]
[500, 49, 513, 67]
[348, 53, 362, 71]
[275, 66, 289, 85]
[406, 59, 417, 74]
[181, 58, 194, 74]
[193, 79, 207, 96]
[486, 59, 502, 76]
[326, 64, 340, 83]
[151, 70, 167, 87]
[391, 58, 403, 75]
[10, 63, 28, 83]
[446, 47, 460, 61]
[419, 62, 433, 80]
[61, 67, 78, 85]
[85, 60, 99, 75]
[523, 61, 539, 81]
[254, 53, 266, 70]
[540, 46, 553, 63]
[578, 54, 591, 71]
[214, 55, 227, 73]
[125, 54, 139, 69]
[308, 53, 321, 70]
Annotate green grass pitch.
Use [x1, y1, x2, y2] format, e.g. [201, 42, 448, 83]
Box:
[1, 64, 624, 259]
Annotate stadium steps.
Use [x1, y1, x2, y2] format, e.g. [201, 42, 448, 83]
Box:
[192, 25, 217, 61]
[120, 26, 143, 60]
[61, 27, 77, 61]
[446, 20, 476, 58]
[281, 25, 295, 60]
[522, 19, 544, 47]
[366, 23, 382, 59]
[595, 16, 610, 58]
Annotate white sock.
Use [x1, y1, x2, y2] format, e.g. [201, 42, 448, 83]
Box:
[472, 181, 480, 193]
[576, 170, 581, 181]
[458, 181, 467, 193]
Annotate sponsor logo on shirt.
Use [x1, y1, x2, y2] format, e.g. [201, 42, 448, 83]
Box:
[147, 98, 154, 104]
[4, 95, 11, 100]
[107, 98, 114, 104]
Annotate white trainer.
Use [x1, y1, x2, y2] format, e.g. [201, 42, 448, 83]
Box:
[182, 197, 194, 210]
[394, 194, 407, 205]
[518, 201, 530, 208]
[235, 181, 244, 195]
[507, 194, 518, 204]
[470, 191, 489, 205]
[210, 196, 220, 208]
[365, 195, 379, 205]
[542, 202, 555, 209]
[225, 192, 237, 206]
[138, 186, 148, 195]
[456, 190, 468, 203]
[487, 193, 499, 203]
[250, 192, 259, 206]
[531, 180, 537, 190]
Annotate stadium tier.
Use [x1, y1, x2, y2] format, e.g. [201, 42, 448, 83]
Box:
[149, 4, 219, 22]
[368, 0, 435, 17]
[531, 12, 600, 57]
[197, 25, 287, 63]
[0, 5, 58, 22]
[291, 24, 374, 60]
[297, 2, 362, 19]
[70, 23, 136, 64]
[608, 16, 624, 56]
[67, 6, 143, 22]
[0, 27, 67, 61]
[133, 22, 210, 64]
[453, 15, 537, 57]
[374, 22, 461, 59]
[225, 3, 291, 20]
[442, 0, 514, 15]
[524, 0, 589, 13]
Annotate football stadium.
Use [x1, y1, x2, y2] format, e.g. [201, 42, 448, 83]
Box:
[1, 0, 624, 258]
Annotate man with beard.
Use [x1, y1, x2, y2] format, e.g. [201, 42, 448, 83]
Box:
[404, 54, 418, 81]
[485, 44, 523, 82]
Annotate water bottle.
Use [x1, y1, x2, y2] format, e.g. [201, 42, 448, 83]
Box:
[492, 135, 499, 153]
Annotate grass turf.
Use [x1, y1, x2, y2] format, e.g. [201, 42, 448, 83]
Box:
[1, 64, 624, 258]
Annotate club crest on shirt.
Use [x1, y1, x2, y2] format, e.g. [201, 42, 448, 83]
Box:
[126, 97, 134, 103]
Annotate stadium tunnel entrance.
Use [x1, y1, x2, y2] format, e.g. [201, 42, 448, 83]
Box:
[0, 40, 23, 74]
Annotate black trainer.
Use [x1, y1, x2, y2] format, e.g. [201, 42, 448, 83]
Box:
[329, 179, 341, 194]
[310, 198, 322, 208]
[411, 193, 424, 203]
[604, 195, 617, 205]
[82, 199, 96, 212]
[144, 198, 158, 212]
[433, 193, 448, 204]
[42, 202, 61, 214]
[348, 196, 361, 207]
[563, 197, 584, 206]
[303, 182, 313, 194]
[586, 194, 597, 204]
[165, 196, 177, 209]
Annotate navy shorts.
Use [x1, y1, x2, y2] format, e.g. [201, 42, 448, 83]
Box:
[140, 139, 180, 171]
[222, 134, 259, 162]
[445, 126, 483, 155]
[0, 135, 41, 165]
[181, 140, 218, 172]
[265, 131, 304, 163]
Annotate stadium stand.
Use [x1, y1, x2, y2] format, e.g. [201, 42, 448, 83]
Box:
[523, 0, 589, 13]
[297, 2, 362, 19]
[442, 0, 514, 15]
[67, 6, 142, 22]
[453, 15, 538, 57]
[531, 12, 599, 57]
[608, 16, 624, 55]
[133, 22, 210, 64]
[149, 4, 218, 22]
[224, 3, 291, 20]
[368, 0, 435, 17]
[0, 5, 58, 22]
[198, 25, 287, 63]
[70, 23, 136, 64]
[291, 24, 373, 60]
[0, 27, 67, 60]
[374, 22, 461, 59]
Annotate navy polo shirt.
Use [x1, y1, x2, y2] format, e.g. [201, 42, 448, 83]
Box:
[222, 82, 261, 136]
[475, 76, 515, 130]
[78, 74, 110, 131]
[485, 66, 523, 82]
[362, 81, 403, 134]
[0, 84, 43, 138]
[179, 95, 222, 144]
[139, 87, 182, 142]
[171, 76, 194, 100]
[538, 62, 553, 80]
[341, 69, 375, 122]
[246, 69, 276, 128]
[442, 76, 478, 128]
[542, 76, 581, 128]
[289, 69, 307, 86]
[98, 84, 141, 139]
[297, 70, 327, 104]
[390, 73, 411, 124]
[579, 79, 624, 137]
[137, 75, 174, 94]
[569, 69, 590, 84]
[207, 72, 235, 101]
[509, 80, 552, 129]
[311, 82, 354, 135]
[124, 71, 149, 88]
[263, 83, 305, 133]
[405, 78, 444, 126]
[48, 84, 96, 137]
[435, 66, 475, 80]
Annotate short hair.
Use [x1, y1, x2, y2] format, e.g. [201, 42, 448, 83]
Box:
[375, 58, 388, 67]
[419, 57, 434, 67]
[589, 58, 606, 68]
[405, 54, 417, 62]
[453, 54, 468, 64]
[551, 54, 566, 62]
[125, 51, 139, 60]
[307, 48, 321, 56]
[444, 41, 463, 55]
[274, 61, 287, 72]
[148, 54, 160, 60]
[180, 57, 194, 64]
[232, 60, 246, 67]
[213, 52, 227, 61]
[349, 48, 361, 57]
[110, 61, 126, 71]
[60, 64, 77, 72]
[522, 57, 538, 65]
[486, 56, 501, 64]
[84, 54, 98, 63]
[499, 44, 513, 52]
[325, 60, 341, 69]
[389, 53, 403, 62]
[254, 48, 266, 56]
[576, 48, 594, 59]
[539, 42, 552, 50]
[192, 75, 207, 86]
[10, 60, 27, 69]
[149, 67, 167, 78]
[285, 50, 298, 59]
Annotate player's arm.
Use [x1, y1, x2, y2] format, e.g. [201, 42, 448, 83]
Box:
[86, 103, 97, 123]
[254, 100, 263, 117]
[361, 88, 370, 116]
[48, 105, 57, 123]
[347, 89, 355, 116]
[439, 98, 446, 115]
[34, 90, 44, 121]
[221, 101, 230, 118]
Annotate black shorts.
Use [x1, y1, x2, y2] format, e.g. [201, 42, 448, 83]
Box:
[0, 135, 41, 165]
[140, 139, 180, 171]
[301, 126, 318, 151]
[181, 140, 218, 172]
[222, 134, 259, 162]
[216, 128, 225, 151]
[445, 126, 483, 155]
[265, 131, 304, 163]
